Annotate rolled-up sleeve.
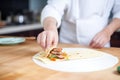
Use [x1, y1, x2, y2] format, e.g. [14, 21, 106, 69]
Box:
[112, 0, 120, 19]
[41, 0, 68, 27]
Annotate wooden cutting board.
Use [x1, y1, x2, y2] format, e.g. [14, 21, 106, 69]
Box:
[0, 37, 120, 80]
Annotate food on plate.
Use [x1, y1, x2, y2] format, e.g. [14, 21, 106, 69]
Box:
[33, 47, 69, 63]
[47, 48, 68, 61]
[34, 48, 104, 63]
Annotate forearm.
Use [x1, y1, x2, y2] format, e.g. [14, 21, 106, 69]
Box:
[43, 17, 58, 32]
[90, 18, 120, 48]
[104, 18, 120, 36]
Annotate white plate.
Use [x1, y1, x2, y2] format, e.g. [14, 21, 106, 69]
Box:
[0, 37, 26, 45]
[33, 48, 119, 72]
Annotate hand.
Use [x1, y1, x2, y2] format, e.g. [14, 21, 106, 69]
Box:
[90, 30, 111, 48]
[37, 30, 58, 50]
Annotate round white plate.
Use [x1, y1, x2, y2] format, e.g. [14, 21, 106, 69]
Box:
[33, 48, 119, 72]
[0, 37, 26, 45]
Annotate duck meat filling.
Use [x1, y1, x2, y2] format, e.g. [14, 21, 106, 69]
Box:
[47, 48, 65, 59]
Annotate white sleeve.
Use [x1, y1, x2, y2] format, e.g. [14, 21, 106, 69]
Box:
[112, 0, 120, 19]
[41, 0, 68, 27]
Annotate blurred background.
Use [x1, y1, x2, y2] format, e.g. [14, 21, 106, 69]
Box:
[0, 0, 47, 24]
[0, 0, 47, 37]
[0, 0, 120, 47]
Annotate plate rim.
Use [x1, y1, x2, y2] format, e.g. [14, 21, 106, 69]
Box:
[0, 37, 26, 45]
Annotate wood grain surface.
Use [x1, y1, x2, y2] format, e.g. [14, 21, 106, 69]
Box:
[0, 37, 120, 80]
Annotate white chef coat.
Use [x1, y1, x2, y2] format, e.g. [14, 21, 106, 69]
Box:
[41, 0, 120, 47]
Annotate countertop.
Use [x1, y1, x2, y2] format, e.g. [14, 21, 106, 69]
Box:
[0, 23, 120, 35]
[0, 23, 43, 34]
[0, 36, 120, 80]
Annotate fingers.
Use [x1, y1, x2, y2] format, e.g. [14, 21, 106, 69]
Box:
[37, 31, 47, 49]
[46, 32, 53, 49]
[37, 31, 58, 50]
[51, 34, 58, 49]
[46, 34, 58, 49]
[90, 38, 104, 48]
[46, 31, 58, 49]
[90, 36, 101, 48]
[90, 35, 110, 48]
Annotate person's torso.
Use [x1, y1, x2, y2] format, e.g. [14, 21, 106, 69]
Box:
[60, 0, 114, 47]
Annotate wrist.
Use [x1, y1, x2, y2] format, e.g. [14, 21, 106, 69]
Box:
[103, 27, 114, 37]
[105, 18, 120, 36]
[43, 17, 58, 32]
[44, 25, 58, 32]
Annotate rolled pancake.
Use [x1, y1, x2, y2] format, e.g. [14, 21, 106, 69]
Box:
[34, 48, 105, 63]
[45, 46, 55, 57]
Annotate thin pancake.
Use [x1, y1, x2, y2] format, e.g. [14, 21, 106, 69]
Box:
[34, 51, 66, 63]
[34, 48, 104, 64]
[45, 46, 55, 57]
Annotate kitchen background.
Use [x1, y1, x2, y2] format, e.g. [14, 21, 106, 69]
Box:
[0, 0, 120, 47]
[0, 0, 47, 37]
[0, 0, 47, 24]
